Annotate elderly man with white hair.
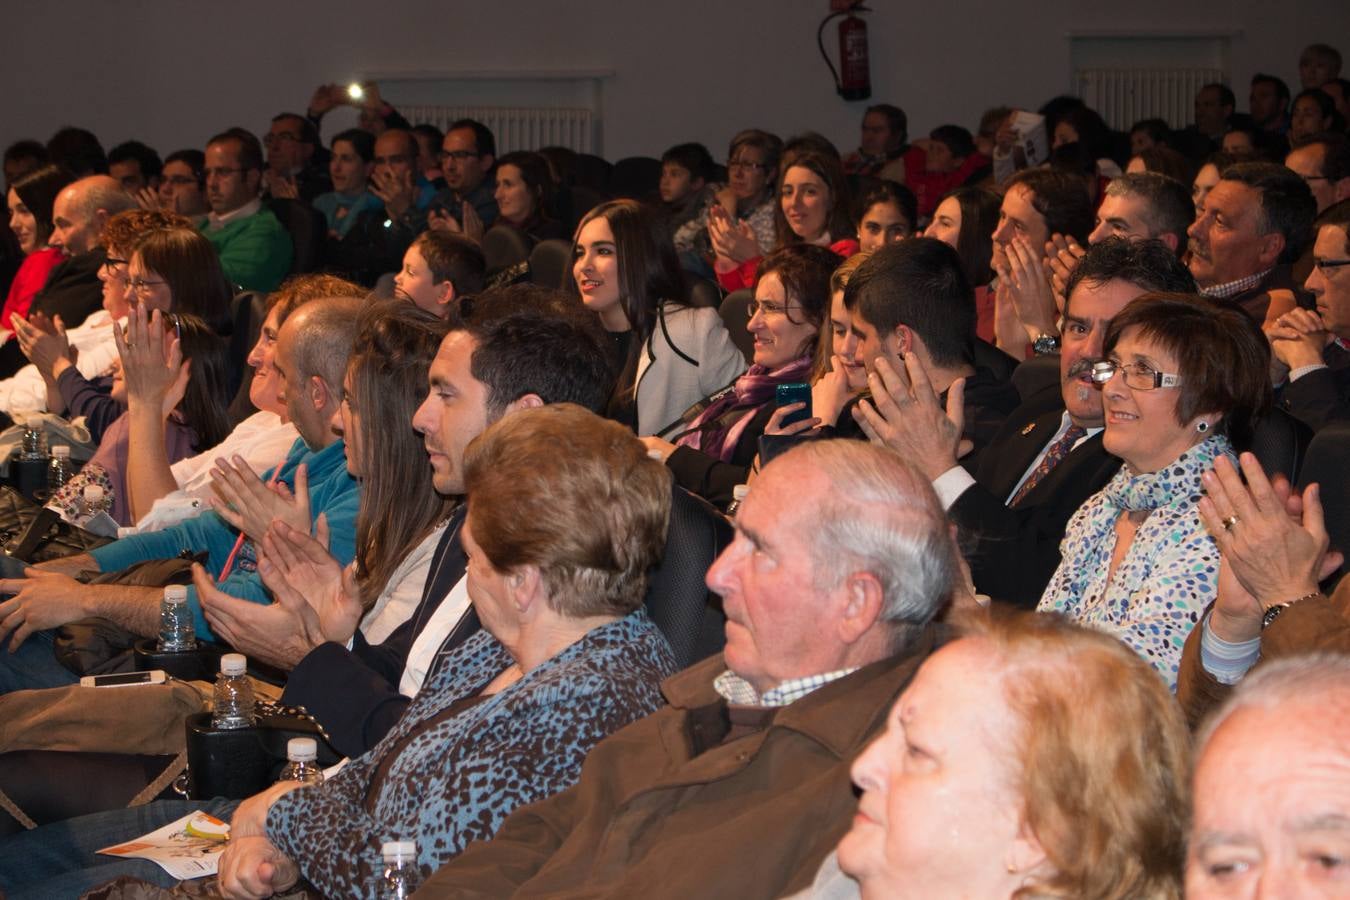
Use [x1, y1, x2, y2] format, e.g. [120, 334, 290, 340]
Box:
[416, 439, 963, 899]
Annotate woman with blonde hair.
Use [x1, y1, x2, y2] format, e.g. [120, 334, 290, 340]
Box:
[792, 611, 1190, 899]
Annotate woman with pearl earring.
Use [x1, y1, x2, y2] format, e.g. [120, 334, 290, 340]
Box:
[1038, 293, 1273, 689]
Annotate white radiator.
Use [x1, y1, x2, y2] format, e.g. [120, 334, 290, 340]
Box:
[397, 104, 595, 155]
[1075, 67, 1226, 130]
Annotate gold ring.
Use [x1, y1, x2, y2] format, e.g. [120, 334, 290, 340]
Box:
[1221, 514, 1239, 531]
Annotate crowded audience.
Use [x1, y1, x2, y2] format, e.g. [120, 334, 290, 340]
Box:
[2, 39, 1350, 900]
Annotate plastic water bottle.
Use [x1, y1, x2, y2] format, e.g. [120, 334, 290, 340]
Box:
[47, 445, 71, 491]
[156, 585, 196, 653]
[20, 417, 45, 460]
[375, 841, 419, 898]
[81, 484, 107, 517]
[211, 653, 256, 730]
[277, 737, 325, 785]
[725, 484, 750, 517]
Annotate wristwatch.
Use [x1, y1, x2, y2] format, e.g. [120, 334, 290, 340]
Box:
[1261, 590, 1323, 628]
[1032, 333, 1060, 355]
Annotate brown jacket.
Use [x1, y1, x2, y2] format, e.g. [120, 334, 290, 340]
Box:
[413, 630, 939, 899]
[1177, 577, 1350, 728]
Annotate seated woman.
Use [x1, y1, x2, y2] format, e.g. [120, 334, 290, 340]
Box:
[791, 611, 1190, 899]
[1, 208, 189, 419]
[642, 243, 839, 508]
[924, 186, 1001, 344]
[0, 404, 678, 899]
[854, 180, 915, 253]
[127, 274, 365, 532]
[492, 150, 568, 246]
[44, 310, 231, 528]
[705, 129, 783, 267]
[1037, 293, 1272, 688]
[199, 297, 456, 655]
[570, 199, 745, 436]
[713, 149, 855, 291]
[2, 165, 73, 346]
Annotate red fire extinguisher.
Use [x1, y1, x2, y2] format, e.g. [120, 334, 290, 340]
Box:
[818, 2, 872, 101]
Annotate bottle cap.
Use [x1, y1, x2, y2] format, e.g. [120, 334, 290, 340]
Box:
[287, 737, 318, 762]
[732, 484, 750, 501]
[82, 484, 105, 502]
[382, 840, 417, 860]
[52, 445, 71, 458]
[117, 526, 138, 539]
[220, 653, 247, 676]
[163, 584, 188, 603]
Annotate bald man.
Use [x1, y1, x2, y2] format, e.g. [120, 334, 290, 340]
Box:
[0, 174, 135, 377]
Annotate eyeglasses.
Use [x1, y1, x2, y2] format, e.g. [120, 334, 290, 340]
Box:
[204, 167, 245, 180]
[728, 160, 767, 173]
[1314, 258, 1350, 273]
[1090, 359, 1182, 391]
[128, 277, 168, 293]
[748, 299, 797, 318]
[373, 154, 411, 167]
[438, 150, 480, 162]
[161, 175, 198, 187]
[263, 133, 300, 147]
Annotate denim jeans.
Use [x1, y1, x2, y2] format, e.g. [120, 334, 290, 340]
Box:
[0, 797, 240, 899]
[0, 628, 81, 696]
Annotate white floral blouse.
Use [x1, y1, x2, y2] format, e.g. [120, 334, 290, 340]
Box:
[1038, 435, 1232, 690]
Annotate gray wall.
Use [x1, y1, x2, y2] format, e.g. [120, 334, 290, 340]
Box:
[3, 0, 1346, 161]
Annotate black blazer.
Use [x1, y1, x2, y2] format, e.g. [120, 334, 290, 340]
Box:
[949, 399, 1121, 609]
[1283, 343, 1350, 433]
[282, 505, 479, 757]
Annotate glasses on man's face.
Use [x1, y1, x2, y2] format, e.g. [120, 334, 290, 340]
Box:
[1314, 258, 1350, 274]
[728, 160, 767, 173]
[204, 167, 244, 181]
[263, 133, 300, 148]
[1090, 359, 1182, 391]
[161, 175, 198, 187]
[438, 150, 479, 163]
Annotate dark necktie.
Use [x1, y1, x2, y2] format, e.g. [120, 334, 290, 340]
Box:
[1010, 425, 1087, 507]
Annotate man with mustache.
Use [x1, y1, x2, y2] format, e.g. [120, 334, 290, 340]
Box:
[1188, 161, 1316, 324]
[856, 238, 1194, 607]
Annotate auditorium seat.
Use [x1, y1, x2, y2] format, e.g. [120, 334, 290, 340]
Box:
[685, 275, 722, 309]
[529, 240, 572, 289]
[226, 291, 266, 424]
[574, 153, 613, 193]
[1248, 407, 1312, 483]
[719, 289, 755, 364]
[481, 224, 533, 276]
[266, 198, 326, 275]
[607, 156, 662, 200]
[1297, 421, 1350, 585]
[643, 486, 731, 668]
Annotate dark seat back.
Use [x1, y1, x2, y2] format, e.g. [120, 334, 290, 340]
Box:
[528, 239, 573, 290]
[562, 185, 607, 232]
[481, 224, 533, 275]
[1247, 407, 1312, 483]
[643, 486, 731, 668]
[266, 198, 325, 275]
[1297, 422, 1350, 584]
[574, 153, 613, 192]
[685, 275, 722, 309]
[226, 291, 266, 425]
[607, 156, 662, 200]
[718, 289, 755, 365]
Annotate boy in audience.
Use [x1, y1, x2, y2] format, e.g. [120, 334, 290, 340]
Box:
[662, 142, 718, 274]
[393, 231, 486, 320]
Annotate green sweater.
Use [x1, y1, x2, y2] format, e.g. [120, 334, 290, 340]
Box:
[200, 208, 293, 292]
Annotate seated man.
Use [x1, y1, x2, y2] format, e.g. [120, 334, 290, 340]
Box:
[1299, 42, 1343, 90]
[1249, 72, 1291, 140]
[324, 129, 430, 286]
[1270, 199, 1350, 430]
[199, 128, 293, 292]
[1186, 653, 1350, 897]
[0, 175, 136, 378]
[842, 103, 920, 181]
[417, 439, 959, 899]
[1087, 172, 1194, 254]
[0, 298, 363, 694]
[840, 237, 1019, 452]
[392, 230, 486, 320]
[1285, 133, 1350, 215]
[106, 140, 161, 196]
[429, 118, 499, 231]
[261, 112, 331, 204]
[245, 298, 613, 756]
[858, 238, 1195, 607]
[1189, 161, 1316, 323]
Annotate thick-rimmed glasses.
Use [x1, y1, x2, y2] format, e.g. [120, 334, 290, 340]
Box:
[1090, 359, 1182, 391]
[1313, 258, 1350, 274]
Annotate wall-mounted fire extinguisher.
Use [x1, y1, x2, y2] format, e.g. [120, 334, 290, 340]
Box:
[817, 1, 872, 101]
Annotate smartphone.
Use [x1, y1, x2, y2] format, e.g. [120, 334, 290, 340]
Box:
[0, 553, 29, 580]
[347, 83, 365, 101]
[80, 670, 167, 688]
[775, 382, 812, 428]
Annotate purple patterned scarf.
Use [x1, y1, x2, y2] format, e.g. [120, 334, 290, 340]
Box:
[676, 355, 814, 463]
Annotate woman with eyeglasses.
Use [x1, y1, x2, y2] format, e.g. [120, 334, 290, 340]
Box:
[1037, 293, 1272, 688]
[641, 244, 839, 509]
[570, 199, 745, 437]
[705, 130, 783, 279]
[713, 150, 858, 293]
[2, 166, 73, 349]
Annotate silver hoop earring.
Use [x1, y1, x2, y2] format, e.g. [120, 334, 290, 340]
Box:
[1196, 421, 1209, 433]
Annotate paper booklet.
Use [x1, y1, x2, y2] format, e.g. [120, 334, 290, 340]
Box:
[98, 810, 230, 880]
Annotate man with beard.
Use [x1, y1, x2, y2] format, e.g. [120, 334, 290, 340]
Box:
[855, 238, 1194, 607]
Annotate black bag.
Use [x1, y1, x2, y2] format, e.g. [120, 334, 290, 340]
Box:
[0, 485, 111, 562]
[184, 700, 341, 799]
